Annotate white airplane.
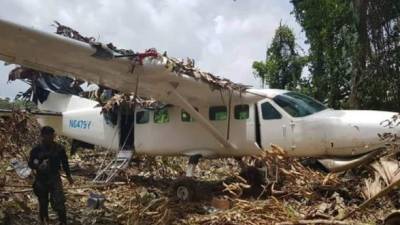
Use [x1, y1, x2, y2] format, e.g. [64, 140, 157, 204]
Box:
[0, 19, 398, 179]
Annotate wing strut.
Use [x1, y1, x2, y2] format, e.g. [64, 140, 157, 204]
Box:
[168, 84, 236, 150]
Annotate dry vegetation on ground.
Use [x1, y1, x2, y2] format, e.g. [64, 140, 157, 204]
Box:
[0, 111, 399, 225]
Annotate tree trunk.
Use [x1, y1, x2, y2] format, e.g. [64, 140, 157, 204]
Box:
[349, 0, 369, 109]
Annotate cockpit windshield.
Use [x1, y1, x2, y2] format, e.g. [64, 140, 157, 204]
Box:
[273, 92, 327, 117]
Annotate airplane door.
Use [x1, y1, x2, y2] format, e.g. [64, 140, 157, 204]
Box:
[257, 99, 294, 152]
[119, 109, 135, 150]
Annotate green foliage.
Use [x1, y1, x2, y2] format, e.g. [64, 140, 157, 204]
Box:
[215, 111, 227, 120]
[154, 108, 169, 124]
[0, 98, 36, 110]
[291, 0, 356, 108]
[253, 24, 307, 90]
[236, 111, 249, 120]
[291, 0, 400, 110]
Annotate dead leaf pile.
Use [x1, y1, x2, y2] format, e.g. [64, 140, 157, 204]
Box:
[0, 112, 399, 225]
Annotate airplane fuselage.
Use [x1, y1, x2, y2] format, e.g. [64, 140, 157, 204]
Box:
[37, 89, 399, 159]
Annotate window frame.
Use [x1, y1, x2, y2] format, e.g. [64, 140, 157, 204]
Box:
[181, 110, 192, 122]
[153, 108, 170, 124]
[272, 92, 327, 117]
[261, 102, 282, 120]
[136, 110, 150, 124]
[209, 106, 228, 121]
[234, 104, 250, 120]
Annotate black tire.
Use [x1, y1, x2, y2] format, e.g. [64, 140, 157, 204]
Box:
[172, 177, 196, 201]
[384, 211, 400, 225]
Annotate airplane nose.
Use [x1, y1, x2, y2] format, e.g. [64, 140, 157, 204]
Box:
[326, 110, 399, 155]
[381, 114, 400, 142]
[380, 114, 400, 129]
[349, 111, 399, 151]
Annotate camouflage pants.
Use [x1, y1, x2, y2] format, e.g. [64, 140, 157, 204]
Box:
[33, 177, 67, 224]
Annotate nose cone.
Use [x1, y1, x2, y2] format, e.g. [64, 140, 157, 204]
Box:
[343, 110, 399, 133]
[317, 110, 399, 156]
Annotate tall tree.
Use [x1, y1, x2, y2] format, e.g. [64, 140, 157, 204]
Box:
[292, 0, 400, 110]
[253, 24, 307, 90]
[357, 0, 400, 111]
[349, 0, 369, 108]
[291, 0, 356, 108]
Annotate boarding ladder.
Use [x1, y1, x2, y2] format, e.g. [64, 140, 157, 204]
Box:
[93, 70, 141, 184]
[93, 120, 135, 183]
[92, 150, 133, 183]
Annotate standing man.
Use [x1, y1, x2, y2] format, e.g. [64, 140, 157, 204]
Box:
[28, 126, 73, 225]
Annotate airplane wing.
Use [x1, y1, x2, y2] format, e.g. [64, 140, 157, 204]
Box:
[0, 19, 264, 108]
[0, 19, 266, 149]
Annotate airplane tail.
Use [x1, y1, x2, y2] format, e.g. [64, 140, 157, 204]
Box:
[5, 72, 117, 150]
[0, 92, 100, 134]
[34, 92, 100, 134]
[37, 92, 99, 113]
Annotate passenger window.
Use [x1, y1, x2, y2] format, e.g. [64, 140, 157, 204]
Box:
[234, 104, 249, 120]
[181, 110, 192, 122]
[136, 111, 149, 124]
[209, 106, 227, 121]
[154, 108, 169, 124]
[261, 102, 282, 120]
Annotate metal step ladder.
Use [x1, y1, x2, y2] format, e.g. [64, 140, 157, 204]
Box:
[93, 150, 133, 183]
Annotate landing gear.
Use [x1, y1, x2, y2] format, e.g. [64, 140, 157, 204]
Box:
[236, 157, 268, 186]
[172, 155, 203, 201]
[186, 154, 202, 177]
[236, 157, 280, 197]
[173, 177, 196, 201]
[177, 186, 191, 200]
[384, 211, 400, 225]
[300, 158, 329, 172]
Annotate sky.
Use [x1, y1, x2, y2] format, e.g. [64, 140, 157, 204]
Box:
[0, 0, 306, 99]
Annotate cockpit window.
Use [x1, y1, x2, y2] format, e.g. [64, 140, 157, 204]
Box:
[273, 92, 327, 117]
[261, 102, 282, 120]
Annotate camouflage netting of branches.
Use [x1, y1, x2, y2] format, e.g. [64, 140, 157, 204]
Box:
[7, 21, 252, 124]
[54, 21, 250, 92]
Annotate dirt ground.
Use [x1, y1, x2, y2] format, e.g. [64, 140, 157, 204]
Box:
[0, 111, 399, 225]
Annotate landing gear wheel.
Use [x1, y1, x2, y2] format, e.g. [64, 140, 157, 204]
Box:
[172, 178, 196, 201]
[384, 211, 400, 225]
[176, 185, 191, 201]
[240, 166, 266, 186]
[239, 165, 267, 197]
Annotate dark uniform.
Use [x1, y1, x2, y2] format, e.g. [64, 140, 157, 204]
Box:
[28, 143, 71, 224]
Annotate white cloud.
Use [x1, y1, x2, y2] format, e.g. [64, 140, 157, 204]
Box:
[0, 0, 306, 98]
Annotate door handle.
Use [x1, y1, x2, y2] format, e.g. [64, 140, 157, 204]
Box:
[282, 125, 287, 137]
